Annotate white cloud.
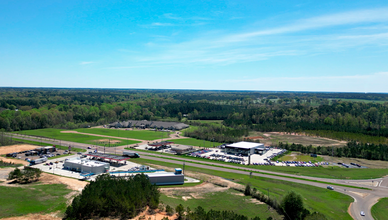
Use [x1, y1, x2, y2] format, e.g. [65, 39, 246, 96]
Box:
[80, 61, 94, 65]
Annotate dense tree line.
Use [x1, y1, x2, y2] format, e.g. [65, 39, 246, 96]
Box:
[64, 174, 160, 219]
[224, 101, 388, 139]
[278, 141, 388, 161]
[184, 122, 249, 143]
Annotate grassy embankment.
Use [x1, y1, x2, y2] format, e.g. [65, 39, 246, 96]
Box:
[160, 188, 282, 219]
[371, 197, 388, 220]
[12, 128, 140, 147]
[132, 158, 353, 220]
[75, 128, 171, 141]
[128, 148, 388, 179]
[0, 184, 72, 218]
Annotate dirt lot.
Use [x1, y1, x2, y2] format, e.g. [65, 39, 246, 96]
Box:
[0, 144, 38, 155]
[0, 157, 29, 165]
[248, 132, 347, 147]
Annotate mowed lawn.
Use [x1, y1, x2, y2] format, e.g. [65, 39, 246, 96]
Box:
[0, 184, 72, 218]
[372, 197, 388, 220]
[280, 152, 324, 163]
[75, 128, 170, 141]
[134, 158, 353, 220]
[13, 128, 140, 147]
[171, 138, 223, 147]
[160, 188, 282, 219]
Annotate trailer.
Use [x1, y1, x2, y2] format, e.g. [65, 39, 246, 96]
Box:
[30, 157, 47, 165]
[123, 151, 140, 158]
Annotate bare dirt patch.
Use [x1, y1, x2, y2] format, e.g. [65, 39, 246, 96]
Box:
[93, 139, 121, 144]
[134, 207, 177, 220]
[39, 173, 88, 191]
[60, 131, 78, 134]
[1, 213, 61, 220]
[0, 144, 38, 155]
[248, 198, 265, 204]
[0, 157, 29, 165]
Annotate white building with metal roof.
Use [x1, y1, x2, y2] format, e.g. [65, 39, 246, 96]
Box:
[225, 141, 265, 156]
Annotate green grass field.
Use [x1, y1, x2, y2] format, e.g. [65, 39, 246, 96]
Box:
[75, 128, 171, 141]
[12, 129, 140, 147]
[372, 197, 388, 220]
[279, 152, 324, 163]
[130, 148, 388, 179]
[160, 188, 281, 219]
[133, 158, 353, 220]
[0, 184, 72, 218]
[171, 138, 222, 147]
[11, 138, 86, 153]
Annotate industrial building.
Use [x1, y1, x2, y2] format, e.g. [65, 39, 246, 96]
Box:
[146, 168, 184, 185]
[225, 141, 265, 156]
[63, 158, 110, 174]
[171, 145, 193, 154]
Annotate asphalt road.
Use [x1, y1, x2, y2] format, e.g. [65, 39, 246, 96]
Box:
[8, 133, 388, 220]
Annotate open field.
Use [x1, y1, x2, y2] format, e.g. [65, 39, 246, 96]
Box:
[75, 128, 171, 141]
[0, 184, 72, 218]
[170, 138, 222, 147]
[248, 131, 347, 147]
[133, 158, 353, 220]
[321, 155, 388, 169]
[12, 129, 140, 147]
[10, 138, 86, 153]
[371, 197, 388, 220]
[160, 188, 281, 219]
[279, 152, 324, 163]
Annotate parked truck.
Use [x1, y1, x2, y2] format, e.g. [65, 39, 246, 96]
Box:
[30, 157, 47, 165]
[123, 151, 140, 158]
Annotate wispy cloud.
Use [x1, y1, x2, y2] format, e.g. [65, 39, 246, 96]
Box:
[119, 8, 388, 67]
[80, 61, 94, 65]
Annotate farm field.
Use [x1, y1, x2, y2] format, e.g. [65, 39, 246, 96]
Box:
[248, 131, 346, 147]
[160, 188, 281, 219]
[171, 138, 222, 147]
[371, 197, 388, 220]
[133, 158, 353, 220]
[75, 128, 171, 141]
[0, 184, 72, 218]
[12, 128, 140, 147]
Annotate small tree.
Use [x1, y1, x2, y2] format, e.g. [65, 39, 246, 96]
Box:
[175, 204, 184, 220]
[281, 191, 308, 220]
[244, 183, 251, 196]
[166, 205, 174, 216]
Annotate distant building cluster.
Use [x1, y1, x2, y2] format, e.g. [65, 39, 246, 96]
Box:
[108, 120, 189, 130]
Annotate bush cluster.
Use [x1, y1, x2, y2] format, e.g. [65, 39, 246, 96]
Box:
[8, 167, 42, 183]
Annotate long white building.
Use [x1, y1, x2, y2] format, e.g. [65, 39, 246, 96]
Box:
[225, 141, 265, 156]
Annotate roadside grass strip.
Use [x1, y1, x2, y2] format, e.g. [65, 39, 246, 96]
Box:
[127, 148, 388, 180]
[0, 184, 72, 218]
[141, 154, 370, 191]
[371, 197, 388, 220]
[75, 128, 171, 141]
[132, 158, 353, 220]
[11, 128, 140, 147]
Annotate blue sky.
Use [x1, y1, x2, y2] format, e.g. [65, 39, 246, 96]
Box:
[1, 0, 388, 92]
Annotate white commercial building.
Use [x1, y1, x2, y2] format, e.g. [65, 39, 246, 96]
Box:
[225, 141, 265, 156]
[63, 158, 110, 174]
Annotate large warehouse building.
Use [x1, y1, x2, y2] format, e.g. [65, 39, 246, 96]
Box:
[225, 141, 265, 156]
[63, 158, 110, 174]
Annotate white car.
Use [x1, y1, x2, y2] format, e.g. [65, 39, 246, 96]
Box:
[360, 211, 365, 216]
